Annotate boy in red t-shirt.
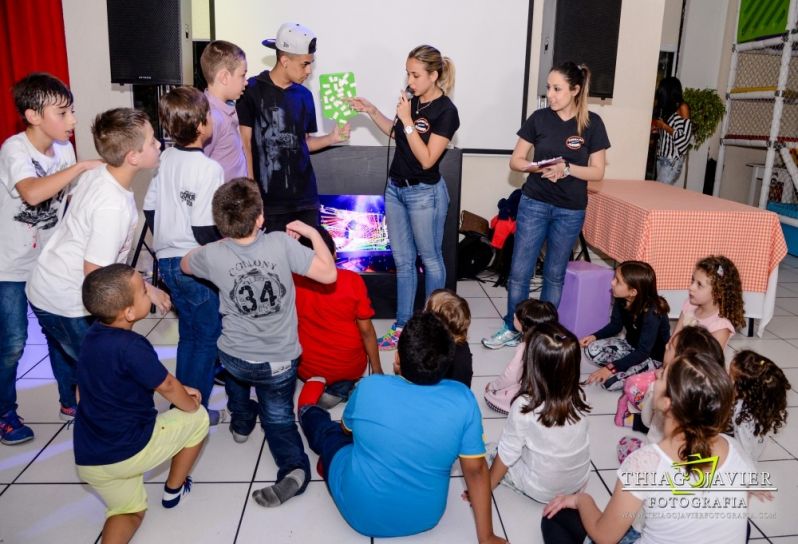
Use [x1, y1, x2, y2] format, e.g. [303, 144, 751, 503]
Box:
[295, 228, 382, 407]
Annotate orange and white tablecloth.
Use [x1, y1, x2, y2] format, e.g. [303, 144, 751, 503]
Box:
[583, 180, 787, 336]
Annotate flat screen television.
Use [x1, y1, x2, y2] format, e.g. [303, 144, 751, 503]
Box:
[318, 194, 395, 273]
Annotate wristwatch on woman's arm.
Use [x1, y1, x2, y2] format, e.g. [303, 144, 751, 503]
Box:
[562, 161, 570, 177]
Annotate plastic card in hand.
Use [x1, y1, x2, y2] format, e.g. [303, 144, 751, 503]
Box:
[530, 156, 564, 168]
[320, 72, 358, 124]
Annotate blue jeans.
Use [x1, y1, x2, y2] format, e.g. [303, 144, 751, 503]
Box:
[504, 195, 585, 329]
[219, 351, 310, 486]
[159, 257, 221, 407]
[30, 304, 93, 409]
[299, 405, 354, 480]
[0, 282, 29, 414]
[656, 155, 684, 185]
[385, 179, 449, 326]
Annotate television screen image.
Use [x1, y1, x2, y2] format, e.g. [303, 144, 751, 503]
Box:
[318, 194, 395, 273]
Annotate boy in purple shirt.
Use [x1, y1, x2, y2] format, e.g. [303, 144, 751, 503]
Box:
[200, 40, 248, 181]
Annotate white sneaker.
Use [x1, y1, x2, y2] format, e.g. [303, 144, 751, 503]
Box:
[481, 326, 521, 349]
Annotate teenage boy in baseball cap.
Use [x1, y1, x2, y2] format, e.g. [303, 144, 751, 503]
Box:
[237, 22, 350, 233]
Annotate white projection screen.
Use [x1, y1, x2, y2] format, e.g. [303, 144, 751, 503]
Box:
[214, 0, 531, 151]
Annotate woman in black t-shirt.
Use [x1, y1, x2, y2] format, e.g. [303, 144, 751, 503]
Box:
[483, 62, 611, 350]
[350, 45, 460, 350]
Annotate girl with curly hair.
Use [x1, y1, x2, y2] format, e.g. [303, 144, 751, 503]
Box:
[673, 255, 745, 349]
[729, 350, 791, 462]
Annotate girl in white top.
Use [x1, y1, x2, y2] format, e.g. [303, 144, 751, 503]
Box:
[729, 350, 791, 462]
[488, 322, 590, 503]
[543, 350, 758, 544]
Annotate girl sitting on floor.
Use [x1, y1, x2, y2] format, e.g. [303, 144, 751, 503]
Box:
[581, 261, 670, 391]
[728, 350, 791, 462]
[487, 323, 591, 503]
[424, 289, 473, 387]
[673, 254, 744, 348]
[484, 299, 558, 414]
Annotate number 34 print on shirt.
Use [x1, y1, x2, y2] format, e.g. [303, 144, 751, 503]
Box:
[229, 263, 288, 317]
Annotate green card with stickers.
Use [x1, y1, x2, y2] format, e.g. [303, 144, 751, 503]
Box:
[319, 72, 357, 125]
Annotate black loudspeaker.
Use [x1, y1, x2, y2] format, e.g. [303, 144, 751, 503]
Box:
[106, 0, 193, 85]
[551, 0, 623, 99]
[538, 0, 621, 98]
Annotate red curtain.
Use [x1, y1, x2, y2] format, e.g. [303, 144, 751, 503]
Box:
[0, 0, 71, 143]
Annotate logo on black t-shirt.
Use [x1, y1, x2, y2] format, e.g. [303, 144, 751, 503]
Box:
[565, 135, 584, 150]
[415, 117, 431, 134]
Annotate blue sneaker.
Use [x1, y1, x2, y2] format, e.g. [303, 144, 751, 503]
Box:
[0, 410, 34, 445]
[481, 325, 521, 349]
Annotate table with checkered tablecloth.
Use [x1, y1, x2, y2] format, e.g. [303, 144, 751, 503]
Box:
[583, 179, 787, 336]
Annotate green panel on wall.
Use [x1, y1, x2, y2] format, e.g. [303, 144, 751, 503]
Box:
[737, 0, 789, 43]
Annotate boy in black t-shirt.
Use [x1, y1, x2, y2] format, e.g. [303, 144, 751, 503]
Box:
[75, 264, 209, 543]
[237, 22, 349, 233]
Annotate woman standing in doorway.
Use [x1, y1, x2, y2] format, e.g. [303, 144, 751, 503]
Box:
[653, 76, 692, 185]
[350, 45, 459, 350]
[483, 62, 610, 349]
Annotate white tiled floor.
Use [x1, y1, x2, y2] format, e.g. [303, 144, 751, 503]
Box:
[2, 255, 798, 543]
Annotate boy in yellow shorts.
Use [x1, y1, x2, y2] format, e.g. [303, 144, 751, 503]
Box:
[75, 264, 209, 543]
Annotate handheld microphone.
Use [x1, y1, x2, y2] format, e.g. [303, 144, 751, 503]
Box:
[394, 86, 415, 124]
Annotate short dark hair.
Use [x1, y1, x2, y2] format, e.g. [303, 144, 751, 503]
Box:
[82, 264, 137, 324]
[200, 40, 246, 84]
[397, 313, 455, 385]
[91, 108, 151, 166]
[12, 73, 73, 125]
[298, 225, 336, 256]
[212, 178, 263, 238]
[159, 86, 209, 146]
[514, 299, 558, 333]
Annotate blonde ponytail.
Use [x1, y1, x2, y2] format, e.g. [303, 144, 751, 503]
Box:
[408, 45, 455, 95]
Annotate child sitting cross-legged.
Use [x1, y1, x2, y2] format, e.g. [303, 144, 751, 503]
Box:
[297, 312, 506, 542]
[581, 260, 670, 391]
[75, 264, 209, 544]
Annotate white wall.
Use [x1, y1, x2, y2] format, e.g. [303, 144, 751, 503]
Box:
[676, 0, 731, 193]
[661, 0, 684, 51]
[61, 0, 669, 221]
[62, 0, 132, 161]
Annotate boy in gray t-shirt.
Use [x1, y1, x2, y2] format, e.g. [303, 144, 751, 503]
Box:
[182, 179, 336, 508]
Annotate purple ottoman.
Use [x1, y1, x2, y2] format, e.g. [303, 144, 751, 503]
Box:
[558, 261, 614, 339]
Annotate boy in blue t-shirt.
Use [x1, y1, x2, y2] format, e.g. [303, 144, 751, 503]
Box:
[75, 264, 209, 543]
[298, 312, 506, 542]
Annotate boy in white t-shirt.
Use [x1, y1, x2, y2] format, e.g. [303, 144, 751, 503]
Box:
[26, 108, 170, 421]
[143, 87, 225, 424]
[0, 73, 101, 445]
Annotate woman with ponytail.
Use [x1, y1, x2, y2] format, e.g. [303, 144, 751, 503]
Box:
[350, 45, 460, 350]
[484, 62, 611, 349]
[541, 350, 758, 544]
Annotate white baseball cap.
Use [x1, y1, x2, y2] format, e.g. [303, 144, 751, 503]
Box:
[262, 22, 317, 54]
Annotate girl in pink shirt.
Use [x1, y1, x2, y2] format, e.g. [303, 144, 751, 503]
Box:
[484, 299, 558, 414]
